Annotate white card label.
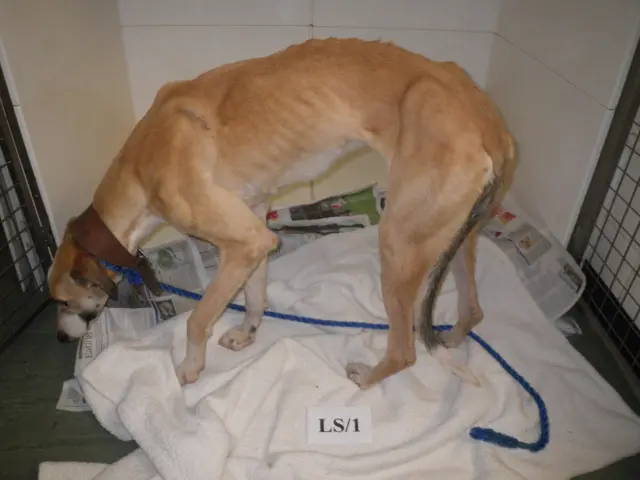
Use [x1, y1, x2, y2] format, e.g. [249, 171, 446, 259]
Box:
[307, 406, 373, 445]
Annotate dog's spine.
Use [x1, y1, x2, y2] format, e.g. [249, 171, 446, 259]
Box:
[419, 167, 504, 350]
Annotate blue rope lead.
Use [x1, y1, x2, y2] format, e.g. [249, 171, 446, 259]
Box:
[104, 261, 549, 452]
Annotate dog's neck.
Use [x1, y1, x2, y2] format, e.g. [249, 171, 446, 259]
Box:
[69, 200, 165, 295]
[90, 162, 163, 255]
[92, 200, 160, 255]
[86, 147, 163, 255]
[69, 204, 142, 265]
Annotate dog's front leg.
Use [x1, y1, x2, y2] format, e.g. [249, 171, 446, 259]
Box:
[174, 203, 278, 385]
[218, 203, 269, 351]
[176, 241, 275, 385]
[218, 256, 268, 351]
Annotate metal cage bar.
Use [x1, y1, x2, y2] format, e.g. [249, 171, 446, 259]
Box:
[568, 37, 640, 379]
[0, 65, 56, 353]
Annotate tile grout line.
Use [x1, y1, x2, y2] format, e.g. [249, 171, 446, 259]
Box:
[494, 33, 612, 111]
[119, 24, 496, 34]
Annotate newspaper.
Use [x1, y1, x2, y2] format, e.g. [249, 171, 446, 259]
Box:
[56, 378, 91, 412]
[57, 185, 386, 412]
[362, 186, 584, 322]
[479, 201, 586, 321]
[57, 307, 158, 412]
[268, 184, 382, 227]
[192, 185, 385, 276]
[110, 237, 210, 320]
[119, 183, 585, 326]
[58, 238, 211, 412]
[57, 183, 585, 411]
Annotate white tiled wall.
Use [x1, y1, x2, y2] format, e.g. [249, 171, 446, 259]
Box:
[122, 26, 311, 120]
[312, 0, 500, 31]
[497, 0, 640, 110]
[486, 37, 614, 244]
[118, 0, 313, 26]
[312, 28, 492, 88]
[5, 0, 632, 250]
[487, 0, 640, 245]
[0, 0, 135, 242]
[0, 39, 19, 107]
[116, 0, 500, 246]
[117, 0, 499, 214]
[309, 26, 494, 201]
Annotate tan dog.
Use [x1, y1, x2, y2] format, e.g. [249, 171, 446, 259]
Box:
[47, 38, 516, 388]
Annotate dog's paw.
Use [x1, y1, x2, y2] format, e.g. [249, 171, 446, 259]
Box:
[436, 329, 465, 349]
[175, 359, 203, 386]
[346, 362, 372, 389]
[219, 326, 256, 351]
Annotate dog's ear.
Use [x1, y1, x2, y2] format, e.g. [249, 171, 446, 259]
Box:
[71, 253, 118, 301]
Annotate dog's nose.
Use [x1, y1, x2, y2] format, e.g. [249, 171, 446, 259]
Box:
[56, 331, 73, 343]
[79, 311, 98, 323]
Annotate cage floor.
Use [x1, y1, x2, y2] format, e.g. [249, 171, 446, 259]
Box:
[0, 304, 639, 479]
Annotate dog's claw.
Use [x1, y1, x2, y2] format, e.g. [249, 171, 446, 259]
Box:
[346, 362, 372, 389]
[219, 326, 255, 351]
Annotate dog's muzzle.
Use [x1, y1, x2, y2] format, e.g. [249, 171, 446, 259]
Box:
[79, 310, 99, 323]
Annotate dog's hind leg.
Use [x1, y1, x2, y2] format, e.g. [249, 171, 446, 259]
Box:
[346, 223, 424, 388]
[345, 187, 480, 389]
[346, 171, 499, 389]
[345, 131, 502, 389]
[436, 226, 484, 348]
[219, 203, 270, 351]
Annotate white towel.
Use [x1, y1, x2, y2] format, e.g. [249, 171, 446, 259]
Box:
[50, 227, 640, 479]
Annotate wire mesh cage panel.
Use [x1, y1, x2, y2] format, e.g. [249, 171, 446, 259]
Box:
[566, 39, 640, 383]
[582, 111, 640, 379]
[0, 67, 55, 352]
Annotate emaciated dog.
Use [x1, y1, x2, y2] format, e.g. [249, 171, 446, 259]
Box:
[47, 38, 516, 388]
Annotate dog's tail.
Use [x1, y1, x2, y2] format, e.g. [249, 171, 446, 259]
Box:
[419, 159, 505, 350]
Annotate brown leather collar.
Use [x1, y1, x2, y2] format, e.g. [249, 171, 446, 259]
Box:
[68, 205, 164, 296]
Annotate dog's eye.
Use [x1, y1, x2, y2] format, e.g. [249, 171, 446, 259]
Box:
[53, 299, 69, 307]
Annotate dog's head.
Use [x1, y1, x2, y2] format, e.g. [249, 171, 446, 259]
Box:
[48, 226, 119, 343]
